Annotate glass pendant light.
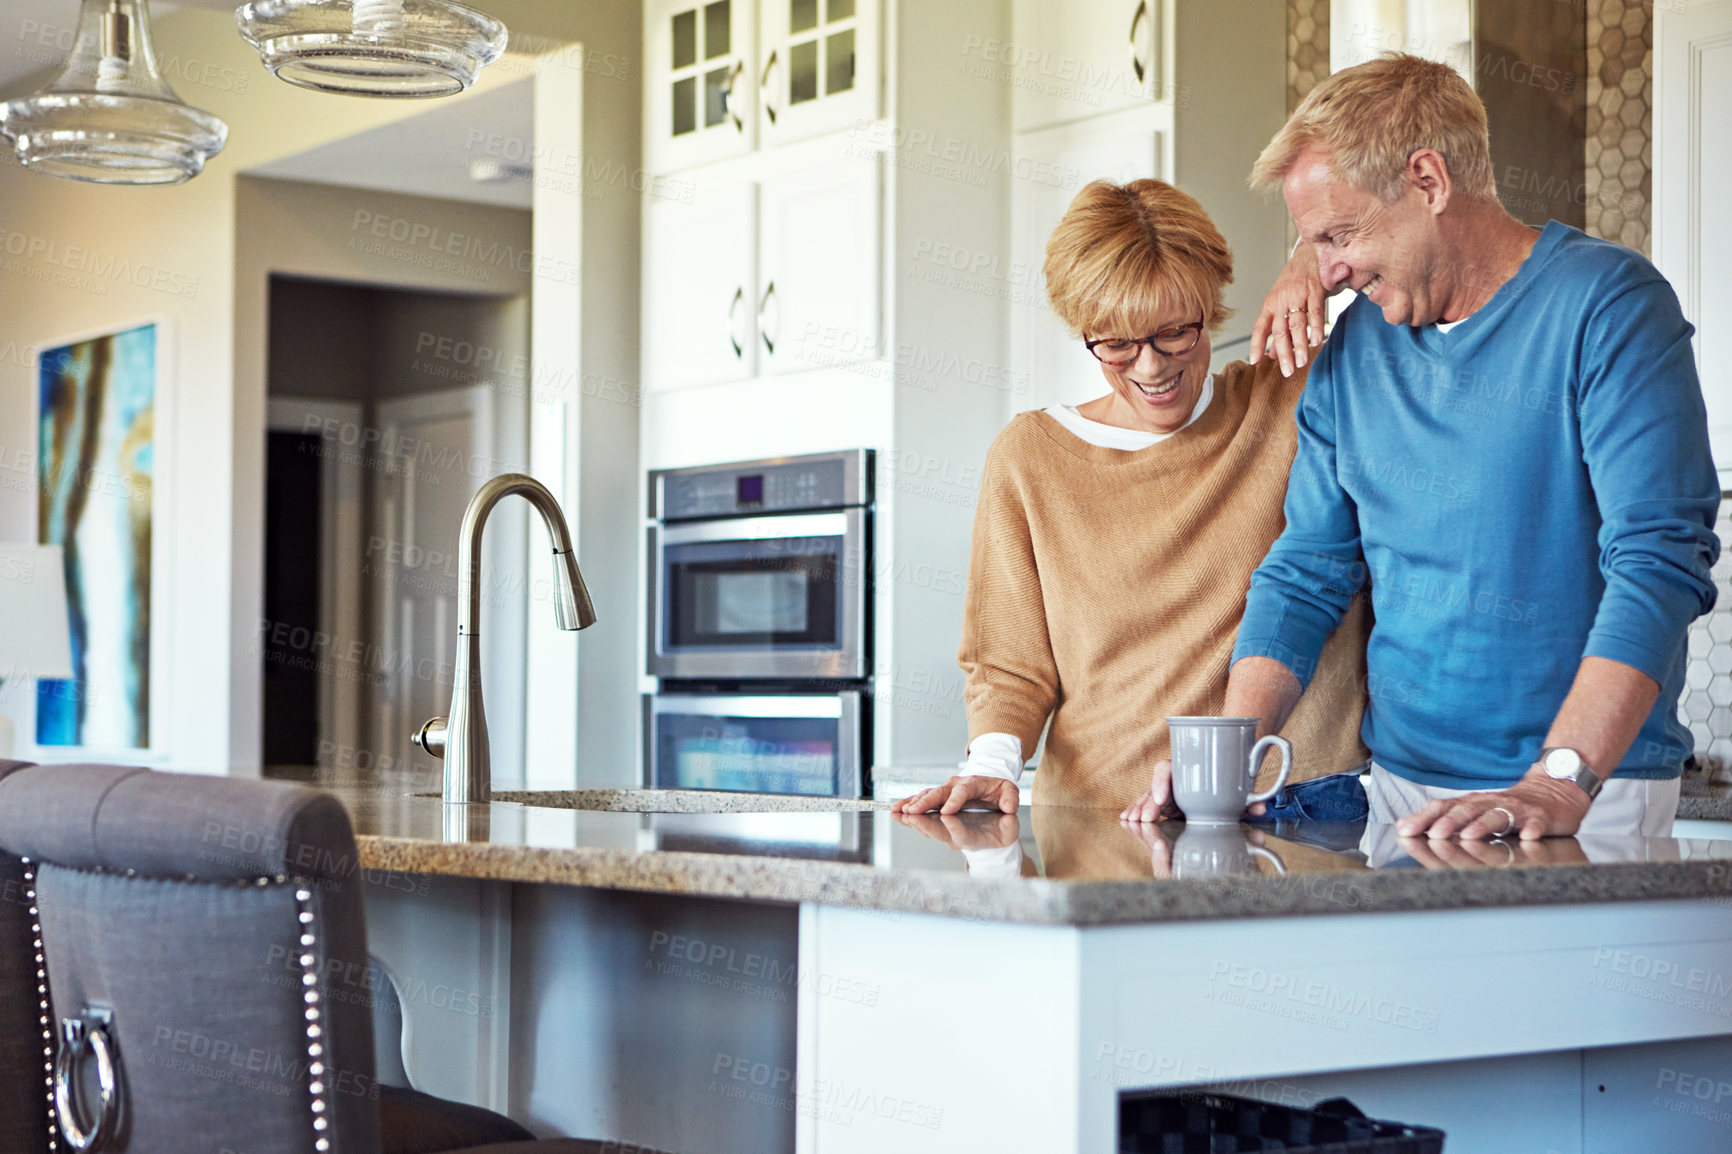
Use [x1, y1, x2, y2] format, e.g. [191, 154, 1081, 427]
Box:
[235, 0, 509, 98]
[0, 0, 228, 185]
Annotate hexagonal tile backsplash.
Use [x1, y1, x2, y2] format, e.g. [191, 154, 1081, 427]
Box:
[1585, 0, 1652, 256]
[1681, 498, 1732, 761]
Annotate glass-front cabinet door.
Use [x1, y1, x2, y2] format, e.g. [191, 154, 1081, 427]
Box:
[758, 0, 879, 147]
[646, 0, 756, 172]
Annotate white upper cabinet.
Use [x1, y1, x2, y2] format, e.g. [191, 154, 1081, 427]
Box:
[645, 0, 757, 173]
[756, 152, 882, 375]
[1011, 0, 1164, 133]
[1011, 116, 1165, 411]
[642, 180, 759, 390]
[758, 0, 880, 148]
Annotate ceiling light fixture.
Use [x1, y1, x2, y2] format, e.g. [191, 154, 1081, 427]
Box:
[0, 0, 228, 185]
[235, 0, 508, 98]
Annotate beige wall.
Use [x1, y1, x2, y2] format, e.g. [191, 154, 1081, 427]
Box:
[0, 1, 640, 773]
[233, 176, 535, 771]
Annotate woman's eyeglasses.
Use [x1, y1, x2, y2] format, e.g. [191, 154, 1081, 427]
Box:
[1085, 320, 1205, 367]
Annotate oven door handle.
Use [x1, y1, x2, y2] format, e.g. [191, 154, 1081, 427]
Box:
[655, 511, 850, 545]
[648, 693, 849, 719]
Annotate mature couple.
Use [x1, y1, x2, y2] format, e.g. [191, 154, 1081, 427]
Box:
[895, 54, 1720, 841]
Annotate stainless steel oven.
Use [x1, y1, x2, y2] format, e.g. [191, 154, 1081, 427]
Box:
[645, 450, 874, 797]
[642, 691, 865, 797]
[647, 451, 871, 680]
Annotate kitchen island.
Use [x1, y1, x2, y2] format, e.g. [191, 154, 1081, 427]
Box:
[328, 779, 1732, 1153]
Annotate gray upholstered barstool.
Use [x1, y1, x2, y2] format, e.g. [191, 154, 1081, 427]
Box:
[1, 759, 56, 1152]
[0, 763, 618, 1154]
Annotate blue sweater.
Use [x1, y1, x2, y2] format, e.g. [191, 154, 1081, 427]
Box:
[1233, 223, 1720, 787]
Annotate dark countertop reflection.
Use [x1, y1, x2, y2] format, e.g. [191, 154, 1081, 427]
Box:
[315, 776, 1732, 926]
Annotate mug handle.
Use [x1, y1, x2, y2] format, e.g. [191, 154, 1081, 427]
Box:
[1248, 845, 1288, 876]
[1244, 735, 1292, 805]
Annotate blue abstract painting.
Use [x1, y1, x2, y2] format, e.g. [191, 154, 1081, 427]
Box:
[36, 323, 155, 749]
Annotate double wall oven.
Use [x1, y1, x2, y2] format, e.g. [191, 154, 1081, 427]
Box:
[645, 450, 873, 797]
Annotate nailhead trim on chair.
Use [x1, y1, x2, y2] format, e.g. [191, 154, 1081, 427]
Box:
[25, 861, 333, 1152]
[294, 882, 333, 1153]
[21, 860, 60, 1152]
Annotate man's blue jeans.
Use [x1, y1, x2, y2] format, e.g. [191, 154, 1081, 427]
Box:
[1244, 766, 1371, 824]
[1239, 767, 1370, 855]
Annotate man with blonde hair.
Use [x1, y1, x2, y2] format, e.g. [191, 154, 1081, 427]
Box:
[1134, 53, 1719, 839]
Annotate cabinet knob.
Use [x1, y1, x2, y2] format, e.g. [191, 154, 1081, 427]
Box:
[757, 279, 779, 356]
[1128, 0, 1151, 88]
[760, 49, 780, 127]
[725, 60, 746, 133]
[729, 285, 745, 358]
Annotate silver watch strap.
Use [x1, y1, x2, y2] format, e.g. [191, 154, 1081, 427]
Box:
[1540, 746, 1603, 800]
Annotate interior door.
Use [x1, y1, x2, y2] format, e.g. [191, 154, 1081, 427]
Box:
[1655, 0, 1732, 484]
[1010, 119, 1164, 411]
[756, 153, 881, 375]
[643, 179, 758, 390]
[372, 387, 501, 785]
[264, 397, 365, 773]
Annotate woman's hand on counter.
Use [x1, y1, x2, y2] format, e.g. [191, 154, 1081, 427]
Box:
[1119, 819, 1175, 877]
[1249, 241, 1326, 378]
[893, 775, 1019, 815]
[1120, 760, 1182, 823]
[892, 809, 1022, 851]
[1120, 759, 1269, 823]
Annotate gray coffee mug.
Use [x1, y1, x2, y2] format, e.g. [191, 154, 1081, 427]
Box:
[1166, 717, 1292, 825]
[1171, 824, 1289, 877]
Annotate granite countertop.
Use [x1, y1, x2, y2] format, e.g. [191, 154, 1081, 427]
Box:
[1678, 779, 1732, 821]
[324, 777, 1732, 927]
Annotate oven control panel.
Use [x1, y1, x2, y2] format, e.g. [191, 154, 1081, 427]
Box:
[653, 450, 871, 520]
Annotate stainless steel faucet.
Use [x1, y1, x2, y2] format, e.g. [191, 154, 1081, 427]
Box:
[413, 473, 595, 804]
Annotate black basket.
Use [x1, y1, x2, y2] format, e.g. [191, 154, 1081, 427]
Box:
[1119, 1090, 1445, 1153]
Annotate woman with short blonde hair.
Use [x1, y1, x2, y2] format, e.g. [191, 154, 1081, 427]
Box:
[896, 178, 1370, 820]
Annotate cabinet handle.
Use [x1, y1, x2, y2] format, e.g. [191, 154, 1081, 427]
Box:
[757, 279, 778, 355]
[760, 49, 780, 126]
[1128, 0, 1150, 87]
[728, 286, 745, 358]
[725, 60, 746, 132]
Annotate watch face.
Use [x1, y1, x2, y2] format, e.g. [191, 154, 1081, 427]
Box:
[1545, 748, 1585, 777]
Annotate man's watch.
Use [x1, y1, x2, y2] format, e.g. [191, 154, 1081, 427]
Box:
[1538, 746, 1603, 801]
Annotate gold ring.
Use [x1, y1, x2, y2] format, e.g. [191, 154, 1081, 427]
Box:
[1490, 806, 1516, 836]
[1286, 307, 1303, 314]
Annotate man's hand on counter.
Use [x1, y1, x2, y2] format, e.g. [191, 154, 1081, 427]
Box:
[1399, 833, 1591, 869]
[1396, 765, 1592, 841]
[893, 774, 1019, 815]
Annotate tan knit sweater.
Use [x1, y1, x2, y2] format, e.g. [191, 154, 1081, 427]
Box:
[958, 356, 1370, 810]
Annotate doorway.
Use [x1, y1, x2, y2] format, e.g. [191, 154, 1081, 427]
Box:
[262, 277, 529, 785]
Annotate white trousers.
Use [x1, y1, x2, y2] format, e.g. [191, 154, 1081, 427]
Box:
[1364, 762, 1682, 838]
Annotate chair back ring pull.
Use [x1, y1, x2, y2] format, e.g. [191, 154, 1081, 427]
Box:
[55, 1006, 123, 1152]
